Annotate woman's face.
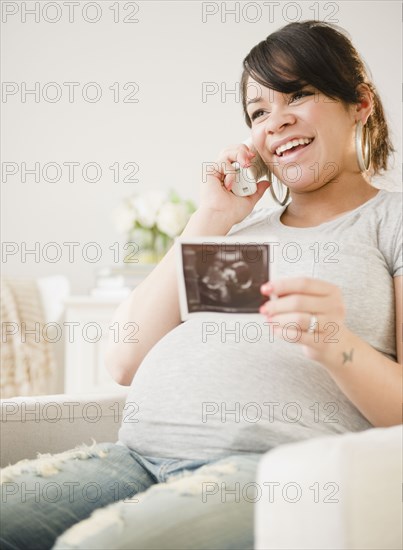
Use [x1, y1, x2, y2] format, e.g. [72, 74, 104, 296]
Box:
[245, 77, 359, 191]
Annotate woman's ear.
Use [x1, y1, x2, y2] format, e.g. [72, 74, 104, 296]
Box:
[354, 83, 374, 124]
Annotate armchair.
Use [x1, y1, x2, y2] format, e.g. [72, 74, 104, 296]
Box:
[1, 392, 401, 549]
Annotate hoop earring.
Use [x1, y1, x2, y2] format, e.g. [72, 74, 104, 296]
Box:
[268, 171, 290, 206]
[355, 120, 372, 172]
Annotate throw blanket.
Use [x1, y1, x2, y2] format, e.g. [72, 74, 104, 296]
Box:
[1, 279, 55, 398]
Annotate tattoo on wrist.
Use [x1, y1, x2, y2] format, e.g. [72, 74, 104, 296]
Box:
[342, 348, 354, 365]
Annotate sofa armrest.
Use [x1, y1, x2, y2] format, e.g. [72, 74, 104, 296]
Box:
[255, 425, 402, 550]
[0, 391, 128, 467]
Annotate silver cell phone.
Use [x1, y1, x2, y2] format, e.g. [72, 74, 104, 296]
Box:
[231, 138, 268, 197]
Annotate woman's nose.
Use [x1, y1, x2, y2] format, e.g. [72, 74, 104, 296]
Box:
[264, 107, 296, 135]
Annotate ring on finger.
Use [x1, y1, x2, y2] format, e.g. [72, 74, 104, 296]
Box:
[307, 313, 318, 333]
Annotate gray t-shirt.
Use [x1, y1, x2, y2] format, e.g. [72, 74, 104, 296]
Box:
[119, 189, 402, 460]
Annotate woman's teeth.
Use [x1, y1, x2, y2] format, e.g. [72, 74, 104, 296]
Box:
[276, 137, 313, 157]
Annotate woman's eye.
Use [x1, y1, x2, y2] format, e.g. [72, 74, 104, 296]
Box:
[290, 91, 312, 103]
[250, 109, 267, 121]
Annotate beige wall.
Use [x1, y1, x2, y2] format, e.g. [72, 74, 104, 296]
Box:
[2, 0, 401, 293]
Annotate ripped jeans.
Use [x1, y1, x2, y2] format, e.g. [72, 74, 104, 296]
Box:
[0, 441, 263, 549]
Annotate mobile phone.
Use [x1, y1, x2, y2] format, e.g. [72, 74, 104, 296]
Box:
[231, 138, 268, 197]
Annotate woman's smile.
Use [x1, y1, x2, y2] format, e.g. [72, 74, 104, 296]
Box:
[273, 137, 315, 163]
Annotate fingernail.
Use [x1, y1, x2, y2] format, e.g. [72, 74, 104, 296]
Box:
[261, 282, 273, 293]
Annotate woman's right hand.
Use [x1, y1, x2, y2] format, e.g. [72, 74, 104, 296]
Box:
[198, 142, 271, 226]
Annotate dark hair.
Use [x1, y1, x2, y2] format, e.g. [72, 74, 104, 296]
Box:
[241, 20, 394, 174]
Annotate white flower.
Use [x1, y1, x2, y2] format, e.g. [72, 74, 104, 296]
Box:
[130, 191, 166, 228]
[156, 202, 190, 237]
[112, 202, 136, 234]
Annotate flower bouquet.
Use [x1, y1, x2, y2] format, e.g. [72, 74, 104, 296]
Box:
[112, 190, 196, 264]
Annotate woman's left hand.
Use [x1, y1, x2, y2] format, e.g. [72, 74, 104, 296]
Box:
[259, 277, 347, 365]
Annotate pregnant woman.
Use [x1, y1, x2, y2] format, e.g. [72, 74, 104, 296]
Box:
[1, 19, 401, 550]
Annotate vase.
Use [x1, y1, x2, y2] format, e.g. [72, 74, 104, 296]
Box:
[124, 227, 172, 265]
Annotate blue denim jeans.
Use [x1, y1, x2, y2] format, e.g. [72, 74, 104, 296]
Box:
[0, 441, 263, 549]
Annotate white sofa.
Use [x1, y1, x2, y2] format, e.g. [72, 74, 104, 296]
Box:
[0, 392, 126, 466]
[0, 392, 401, 549]
[254, 423, 402, 550]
